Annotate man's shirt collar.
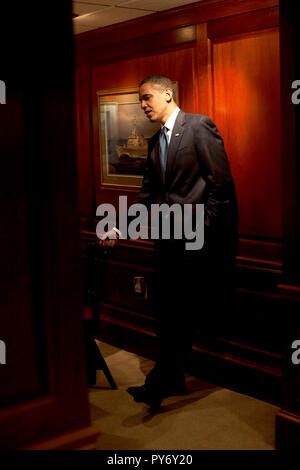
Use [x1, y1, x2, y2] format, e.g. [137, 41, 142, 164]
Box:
[163, 107, 180, 131]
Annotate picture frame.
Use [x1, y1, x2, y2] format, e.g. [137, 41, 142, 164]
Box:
[97, 83, 179, 190]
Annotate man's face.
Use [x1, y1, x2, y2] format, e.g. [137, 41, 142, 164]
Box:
[139, 82, 171, 124]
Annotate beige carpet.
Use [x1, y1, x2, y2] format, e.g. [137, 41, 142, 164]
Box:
[89, 341, 278, 450]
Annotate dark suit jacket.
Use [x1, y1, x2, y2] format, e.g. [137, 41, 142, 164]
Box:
[134, 110, 238, 257]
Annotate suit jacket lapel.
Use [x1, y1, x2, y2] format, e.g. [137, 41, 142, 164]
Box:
[150, 110, 186, 185]
[165, 110, 185, 186]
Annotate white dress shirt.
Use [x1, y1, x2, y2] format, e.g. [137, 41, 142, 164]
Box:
[163, 107, 180, 143]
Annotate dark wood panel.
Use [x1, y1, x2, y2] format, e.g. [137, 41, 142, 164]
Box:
[207, 6, 279, 38]
[81, 232, 282, 295]
[100, 303, 155, 332]
[0, 1, 95, 449]
[75, 61, 94, 220]
[102, 261, 154, 316]
[238, 237, 282, 264]
[0, 96, 46, 408]
[86, 26, 196, 66]
[211, 27, 282, 238]
[193, 23, 213, 117]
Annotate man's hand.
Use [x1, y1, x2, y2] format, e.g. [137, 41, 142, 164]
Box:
[98, 228, 120, 248]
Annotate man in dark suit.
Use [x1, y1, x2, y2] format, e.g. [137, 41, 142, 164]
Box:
[101, 74, 238, 410]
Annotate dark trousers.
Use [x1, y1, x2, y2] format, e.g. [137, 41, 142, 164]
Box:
[145, 238, 236, 390]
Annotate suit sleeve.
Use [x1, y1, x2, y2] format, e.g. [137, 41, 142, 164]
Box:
[194, 116, 238, 236]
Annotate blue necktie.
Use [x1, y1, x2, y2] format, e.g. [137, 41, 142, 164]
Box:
[159, 126, 169, 173]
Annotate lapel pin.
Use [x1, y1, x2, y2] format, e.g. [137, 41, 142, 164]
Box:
[175, 133, 180, 136]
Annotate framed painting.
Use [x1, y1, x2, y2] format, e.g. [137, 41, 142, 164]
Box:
[97, 84, 178, 190]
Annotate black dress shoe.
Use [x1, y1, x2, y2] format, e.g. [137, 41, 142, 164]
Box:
[127, 385, 162, 411]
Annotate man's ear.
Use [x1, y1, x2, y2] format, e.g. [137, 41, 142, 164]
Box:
[165, 88, 173, 102]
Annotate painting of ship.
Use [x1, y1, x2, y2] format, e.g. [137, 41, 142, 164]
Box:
[116, 117, 148, 159]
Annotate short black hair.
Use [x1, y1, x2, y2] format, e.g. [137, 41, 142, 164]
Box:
[139, 74, 176, 102]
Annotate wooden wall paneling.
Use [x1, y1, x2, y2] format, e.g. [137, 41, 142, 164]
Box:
[207, 19, 282, 243]
[193, 23, 213, 117]
[195, 8, 282, 274]
[103, 260, 154, 315]
[86, 26, 196, 67]
[75, 56, 94, 225]
[0, 95, 48, 409]
[80, 233, 156, 338]
[207, 6, 279, 38]
[238, 237, 282, 264]
[202, 9, 284, 405]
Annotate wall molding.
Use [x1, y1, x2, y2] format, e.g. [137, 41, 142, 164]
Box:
[84, 26, 197, 66]
[75, 0, 279, 53]
[81, 231, 282, 296]
[207, 5, 279, 38]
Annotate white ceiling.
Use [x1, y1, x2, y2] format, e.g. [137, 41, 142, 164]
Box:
[73, 0, 203, 34]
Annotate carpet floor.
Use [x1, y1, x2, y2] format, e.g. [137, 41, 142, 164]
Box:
[89, 341, 278, 450]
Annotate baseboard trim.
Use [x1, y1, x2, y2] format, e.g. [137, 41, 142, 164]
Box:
[98, 312, 282, 405]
